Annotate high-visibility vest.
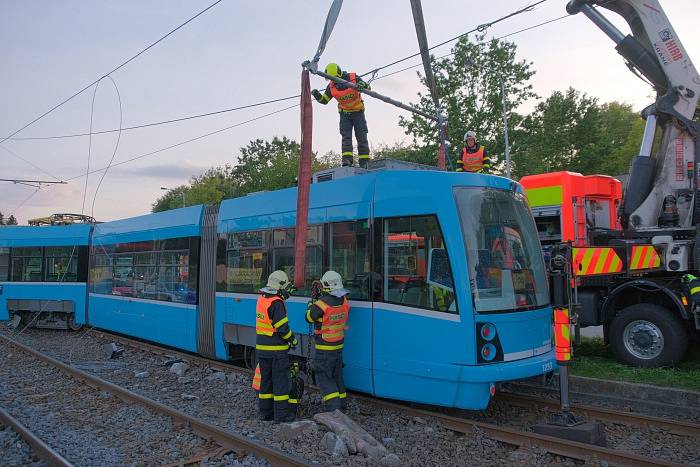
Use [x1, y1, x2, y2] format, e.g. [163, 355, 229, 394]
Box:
[256, 295, 280, 337]
[314, 297, 350, 343]
[251, 363, 261, 391]
[329, 73, 365, 112]
[461, 146, 485, 173]
[491, 238, 515, 269]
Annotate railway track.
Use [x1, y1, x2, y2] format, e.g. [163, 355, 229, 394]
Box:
[496, 392, 700, 437]
[0, 406, 73, 467]
[93, 330, 694, 467]
[0, 333, 309, 467]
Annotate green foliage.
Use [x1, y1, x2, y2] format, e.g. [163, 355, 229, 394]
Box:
[372, 142, 436, 166]
[512, 92, 641, 178]
[573, 337, 700, 391]
[512, 88, 599, 176]
[399, 34, 536, 168]
[152, 137, 331, 212]
[0, 212, 18, 225]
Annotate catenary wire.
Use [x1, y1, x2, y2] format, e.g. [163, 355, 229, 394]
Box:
[6, 1, 549, 143]
[358, 0, 549, 78]
[7, 94, 301, 141]
[90, 76, 124, 218]
[0, 0, 226, 146]
[0, 145, 63, 181]
[64, 103, 299, 182]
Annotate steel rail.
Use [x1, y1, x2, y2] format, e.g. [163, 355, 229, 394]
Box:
[0, 334, 310, 467]
[0, 406, 74, 467]
[93, 330, 689, 466]
[497, 392, 700, 437]
[357, 396, 683, 467]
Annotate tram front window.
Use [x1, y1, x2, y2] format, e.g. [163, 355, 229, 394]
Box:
[454, 187, 549, 313]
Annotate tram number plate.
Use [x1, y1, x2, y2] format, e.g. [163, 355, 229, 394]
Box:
[542, 362, 553, 372]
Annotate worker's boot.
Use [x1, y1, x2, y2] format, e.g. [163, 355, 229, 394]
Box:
[341, 154, 354, 167]
[358, 155, 370, 169]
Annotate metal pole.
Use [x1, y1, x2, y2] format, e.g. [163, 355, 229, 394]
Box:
[410, 0, 448, 169]
[309, 69, 438, 122]
[181, 192, 186, 208]
[500, 77, 511, 179]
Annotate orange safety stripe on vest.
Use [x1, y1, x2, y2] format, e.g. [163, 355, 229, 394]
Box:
[256, 295, 281, 337]
[329, 73, 364, 112]
[251, 363, 261, 391]
[461, 146, 485, 173]
[314, 298, 350, 343]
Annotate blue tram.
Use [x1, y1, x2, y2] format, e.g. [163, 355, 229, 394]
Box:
[0, 162, 555, 409]
[0, 224, 91, 330]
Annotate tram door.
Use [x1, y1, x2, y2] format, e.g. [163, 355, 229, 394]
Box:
[371, 215, 464, 405]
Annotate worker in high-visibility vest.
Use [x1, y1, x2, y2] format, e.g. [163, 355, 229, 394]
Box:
[456, 131, 492, 174]
[255, 270, 298, 422]
[682, 274, 700, 306]
[312, 63, 371, 169]
[305, 271, 350, 412]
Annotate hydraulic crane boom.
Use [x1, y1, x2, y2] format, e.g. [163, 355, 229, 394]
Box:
[568, 0, 699, 244]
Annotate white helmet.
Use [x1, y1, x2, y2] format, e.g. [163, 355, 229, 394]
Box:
[261, 270, 290, 294]
[464, 130, 476, 141]
[321, 270, 349, 297]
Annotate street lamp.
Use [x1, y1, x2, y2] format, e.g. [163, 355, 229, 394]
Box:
[160, 187, 185, 208]
[465, 59, 512, 179]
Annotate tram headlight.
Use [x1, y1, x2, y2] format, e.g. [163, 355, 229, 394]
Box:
[480, 323, 496, 341]
[481, 343, 497, 361]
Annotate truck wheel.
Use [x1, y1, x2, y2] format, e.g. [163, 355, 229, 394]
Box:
[609, 304, 688, 368]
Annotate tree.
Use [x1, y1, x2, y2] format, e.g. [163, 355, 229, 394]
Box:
[512, 88, 599, 177]
[152, 137, 331, 212]
[6, 215, 17, 225]
[399, 34, 536, 168]
[511, 90, 641, 178]
[0, 212, 4, 225]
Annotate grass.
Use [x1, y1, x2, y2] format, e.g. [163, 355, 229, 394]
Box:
[570, 337, 700, 392]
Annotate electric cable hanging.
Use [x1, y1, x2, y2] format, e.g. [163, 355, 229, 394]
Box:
[0, 0, 226, 146]
[90, 76, 124, 218]
[358, 0, 549, 78]
[64, 103, 299, 182]
[8, 94, 300, 141]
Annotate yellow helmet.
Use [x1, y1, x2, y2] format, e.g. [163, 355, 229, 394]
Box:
[325, 63, 342, 78]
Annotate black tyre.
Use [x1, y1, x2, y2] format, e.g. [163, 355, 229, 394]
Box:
[609, 303, 688, 368]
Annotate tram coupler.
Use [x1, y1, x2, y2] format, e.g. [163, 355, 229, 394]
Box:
[534, 243, 606, 446]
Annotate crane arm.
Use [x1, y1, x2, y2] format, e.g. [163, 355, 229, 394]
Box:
[568, 0, 700, 235]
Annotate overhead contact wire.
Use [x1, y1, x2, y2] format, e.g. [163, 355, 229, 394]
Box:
[0, 0, 226, 146]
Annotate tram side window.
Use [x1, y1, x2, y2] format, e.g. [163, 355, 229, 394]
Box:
[10, 247, 43, 282]
[329, 221, 371, 300]
[90, 246, 114, 294]
[271, 226, 324, 295]
[224, 230, 269, 293]
[382, 216, 457, 313]
[0, 248, 9, 281]
[89, 237, 198, 304]
[45, 247, 79, 282]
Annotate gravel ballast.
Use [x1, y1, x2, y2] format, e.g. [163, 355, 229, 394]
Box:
[2, 326, 698, 466]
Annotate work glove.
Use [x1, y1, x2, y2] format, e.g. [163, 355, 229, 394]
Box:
[311, 89, 322, 101]
[289, 336, 298, 349]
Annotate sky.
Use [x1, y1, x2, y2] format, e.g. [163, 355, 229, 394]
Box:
[1, 0, 698, 224]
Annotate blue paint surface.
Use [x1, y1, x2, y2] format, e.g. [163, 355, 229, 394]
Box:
[0, 224, 91, 247]
[0, 282, 87, 323]
[92, 205, 204, 245]
[88, 294, 198, 351]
